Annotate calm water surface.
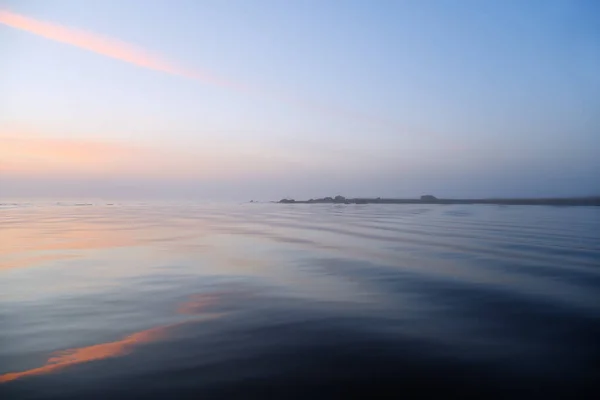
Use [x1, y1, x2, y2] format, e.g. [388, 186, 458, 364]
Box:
[1, 202, 599, 398]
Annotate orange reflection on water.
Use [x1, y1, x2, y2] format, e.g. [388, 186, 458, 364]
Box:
[0, 253, 79, 271]
[177, 293, 218, 315]
[0, 218, 139, 272]
[0, 325, 168, 383]
[0, 293, 222, 383]
[0, 225, 136, 256]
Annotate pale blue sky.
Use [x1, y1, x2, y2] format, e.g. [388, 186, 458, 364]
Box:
[1, 0, 599, 200]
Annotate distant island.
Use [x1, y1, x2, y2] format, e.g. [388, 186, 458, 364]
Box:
[273, 195, 600, 206]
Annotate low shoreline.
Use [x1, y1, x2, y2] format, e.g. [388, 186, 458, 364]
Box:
[273, 196, 600, 206]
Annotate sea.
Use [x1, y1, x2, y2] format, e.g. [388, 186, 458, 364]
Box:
[1, 201, 599, 399]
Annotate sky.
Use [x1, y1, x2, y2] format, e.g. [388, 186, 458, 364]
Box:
[1, 0, 599, 200]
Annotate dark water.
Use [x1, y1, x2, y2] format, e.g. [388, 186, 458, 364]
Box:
[1, 202, 599, 399]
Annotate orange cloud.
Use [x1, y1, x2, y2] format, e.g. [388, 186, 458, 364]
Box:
[0, 135, 139, 169]
[0, 134, 297, 179]
[0, 134, 160, 178]
[0, 9, 243, 91]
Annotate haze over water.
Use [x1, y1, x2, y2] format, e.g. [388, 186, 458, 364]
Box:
[2, 1, 600, 397]
[1, 202, 599, 398]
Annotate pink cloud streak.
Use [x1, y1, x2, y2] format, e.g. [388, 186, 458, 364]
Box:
[0, 8, 413, 134]
[0, 9, 244, 91]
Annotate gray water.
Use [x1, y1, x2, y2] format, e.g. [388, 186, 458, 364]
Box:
[1, 203, 599, 398]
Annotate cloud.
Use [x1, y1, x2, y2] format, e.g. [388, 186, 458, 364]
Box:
[0, 9, 244, 91]
[0, 133, 306, 180]
[0, 8, 409, 133]
[0, 134, 150, 176]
